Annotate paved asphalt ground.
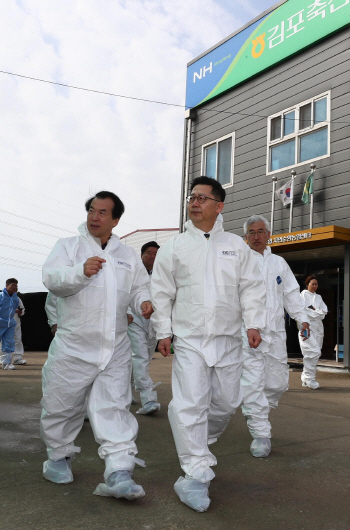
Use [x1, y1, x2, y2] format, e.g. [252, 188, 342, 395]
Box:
[1, 351, 350, 530]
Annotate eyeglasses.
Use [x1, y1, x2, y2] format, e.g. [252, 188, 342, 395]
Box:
[186, 194, 220, 204]
[247, 229, 268, 237]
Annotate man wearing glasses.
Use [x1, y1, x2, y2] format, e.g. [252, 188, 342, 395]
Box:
[241, 215, 310, 459]
[151, 176, 266, 512]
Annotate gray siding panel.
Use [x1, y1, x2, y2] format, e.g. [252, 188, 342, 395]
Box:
[191, 37, 349, 140]
[186, 26, 350, 235]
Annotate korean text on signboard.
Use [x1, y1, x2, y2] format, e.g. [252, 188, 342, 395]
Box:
[186, 0, 350, 109]
[268, 232, 312, 245]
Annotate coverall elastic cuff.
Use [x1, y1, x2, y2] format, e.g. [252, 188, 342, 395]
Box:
[104, 452, 140, 480]
[47, 444, 81, 461]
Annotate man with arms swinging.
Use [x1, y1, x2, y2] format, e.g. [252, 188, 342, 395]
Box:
[151, 177, 266, 512]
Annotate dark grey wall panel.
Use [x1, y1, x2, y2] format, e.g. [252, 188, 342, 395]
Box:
[191, 36, 349, 138]
[185, 26, 350, 236]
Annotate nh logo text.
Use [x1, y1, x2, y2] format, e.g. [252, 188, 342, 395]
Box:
[193, 62, 213, 83]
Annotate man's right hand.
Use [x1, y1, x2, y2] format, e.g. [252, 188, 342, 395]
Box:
[158, 337, 172, 358]
[84, 257, 106, 278]
[247, 328, 262, 349]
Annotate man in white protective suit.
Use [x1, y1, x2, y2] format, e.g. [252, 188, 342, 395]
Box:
[41, 190, 153, 502]
[127, 241, 161, 415]
[150, 176, 267, 513]
[241, 215, 310, 459]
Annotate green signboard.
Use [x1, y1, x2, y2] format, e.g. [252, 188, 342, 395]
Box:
[186, 0, 350, 109]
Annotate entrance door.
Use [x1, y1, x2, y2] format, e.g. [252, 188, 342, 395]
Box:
[287, 261, 344, 360]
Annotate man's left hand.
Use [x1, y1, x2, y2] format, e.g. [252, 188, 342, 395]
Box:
[141, 301, 153, 319]
[247, 329, 262, 349]
[300, 322, 310, 341]
[158, 337, 172, 357]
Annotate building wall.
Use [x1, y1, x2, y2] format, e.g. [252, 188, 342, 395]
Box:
[187, 27, 350, 237]
[121, 229, 178, 253]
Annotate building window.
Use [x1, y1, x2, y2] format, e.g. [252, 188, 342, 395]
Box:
[267, 92, 330, 173]
[202, 133, 234, 187]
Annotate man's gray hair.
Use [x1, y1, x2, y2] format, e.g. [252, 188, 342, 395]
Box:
[243, 215, 270, 235]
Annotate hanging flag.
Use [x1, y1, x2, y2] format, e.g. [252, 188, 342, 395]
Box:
[301, 171, 314, 204]
[275, 179, 293, 206]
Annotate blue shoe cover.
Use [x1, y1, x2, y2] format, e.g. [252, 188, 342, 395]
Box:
[250, 437, 271, 458]
[136, 401, 161, 415]
[43, 458, 73, 484]
[174, 477, 210, 512]
[93, 470, 145, 500]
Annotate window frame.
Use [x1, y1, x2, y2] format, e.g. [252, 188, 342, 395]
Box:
[266, 91, 331, 175]
[201, 132, 235, 188]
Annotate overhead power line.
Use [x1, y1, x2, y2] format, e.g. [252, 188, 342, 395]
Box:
[0, 177, 82, 212]
[1, 190, 82, 221]
[0, 255, 41, 269]
[0, 242, 49, 256]
[0, 232, 52, 248]
[0, 70, 183, 108]
[0, 178, 139, 231]
[0, 262, 39, 272]
[4, 220, 76, 238]
[0, 208, 76, 234]
[0, 69, 348, 124]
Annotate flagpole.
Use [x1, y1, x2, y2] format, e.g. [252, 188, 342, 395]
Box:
[289, 169, 296, 233]
[271, 175, 277, 235]
[310, 163, 316, 229]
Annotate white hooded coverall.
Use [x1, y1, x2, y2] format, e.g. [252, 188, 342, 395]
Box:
[45, 291, 57, 330]
[13, 298, 25, 361]
[128, 309, 158, 407]
[151, 215, 266, 481]
[241, 246, 308, 438]
[41, 223, 151, 476]
[298, 289, 327, 383]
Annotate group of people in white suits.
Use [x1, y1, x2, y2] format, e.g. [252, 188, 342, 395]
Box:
[39, 181, 327, 513]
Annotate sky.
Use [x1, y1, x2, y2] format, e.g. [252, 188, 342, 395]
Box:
[0, 0, 276, 292]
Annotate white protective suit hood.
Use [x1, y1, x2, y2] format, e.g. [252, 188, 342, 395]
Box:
[42, 222, 151, 369]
